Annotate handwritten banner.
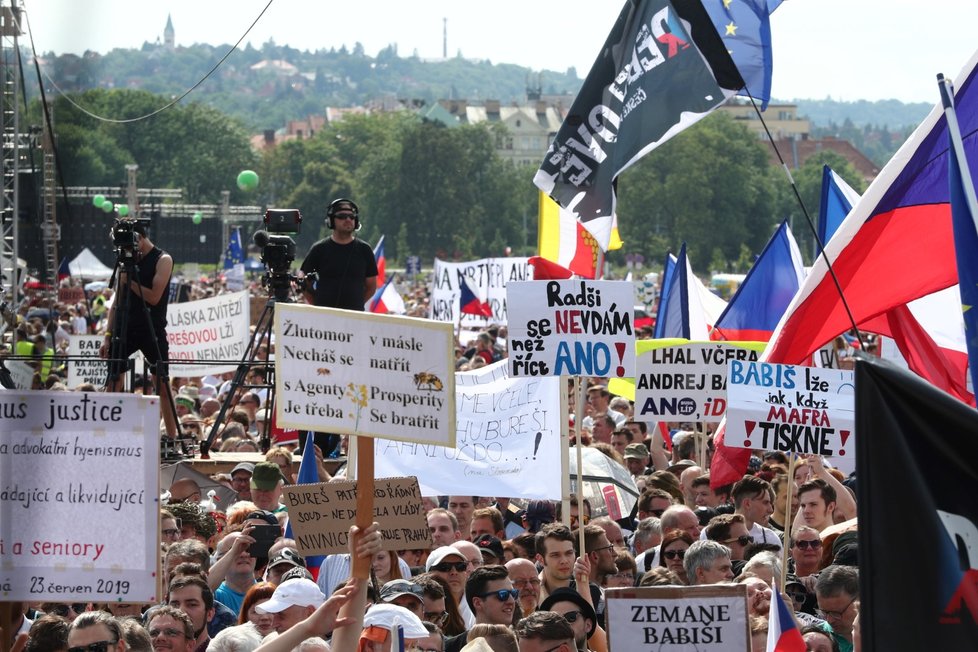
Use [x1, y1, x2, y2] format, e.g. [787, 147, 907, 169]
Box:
[375, 362, 562, 499]
[726, 361, 856, 457]
[634, 340, 763, 423]
[67, 335, 110, 388]
[429, 257, 530, 326]
[166, 291, 250, 376]
[606, 585, 749, 651]
[0, 391, 160, 602]
[506, 279, 635, 377]
[274, 303, 456, 445]
[282, 477, 430, 556]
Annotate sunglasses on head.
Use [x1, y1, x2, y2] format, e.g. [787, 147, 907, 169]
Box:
[662, 549, 686, 560]
[432, 561, 468, 573]
[794, 539, 822, 549]
[478, 589, 519, 601]
[68, 642, 115, 652]
[723, 535, 754, 547]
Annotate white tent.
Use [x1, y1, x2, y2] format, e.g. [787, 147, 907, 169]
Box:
[68, 248, 113, 280]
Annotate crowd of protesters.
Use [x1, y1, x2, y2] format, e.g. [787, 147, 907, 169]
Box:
[2, 268, 861, 652]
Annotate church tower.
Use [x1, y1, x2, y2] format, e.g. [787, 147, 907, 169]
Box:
[164, 14, 174, 49]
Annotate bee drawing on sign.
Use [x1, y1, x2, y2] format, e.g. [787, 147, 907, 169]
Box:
[414, 371, 443, 392]
[317, 368, 331, 376]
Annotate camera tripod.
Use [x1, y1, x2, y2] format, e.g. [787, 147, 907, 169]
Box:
[104, 250, 183, 459]
[199, 269, 296, 458]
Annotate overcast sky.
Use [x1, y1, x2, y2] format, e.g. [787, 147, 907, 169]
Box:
[22, 0, 978, 104]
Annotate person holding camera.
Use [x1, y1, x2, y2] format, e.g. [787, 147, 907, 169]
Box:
[300, 198, 377, 310]
[99, 221, 178, 439]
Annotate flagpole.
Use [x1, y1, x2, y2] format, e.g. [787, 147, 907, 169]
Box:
[781, 454, 797, 590]
[939, 74, 978, 232]
[560, 376, 571, 529]
[573, 376, 587, 565]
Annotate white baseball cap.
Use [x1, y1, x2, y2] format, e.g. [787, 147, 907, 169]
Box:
[255, 578, 325, 614]
[363, 603, 428, 638]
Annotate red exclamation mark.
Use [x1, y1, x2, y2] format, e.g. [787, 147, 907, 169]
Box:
[615, 342, 626, 377]
[838, 430, 851, 456]
[743, 421, 756, 448]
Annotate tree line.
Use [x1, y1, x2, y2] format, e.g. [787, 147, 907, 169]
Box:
[42, 89, 866, 273]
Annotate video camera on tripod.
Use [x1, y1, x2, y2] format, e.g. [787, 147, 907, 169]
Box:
[112, 217, 152, 263]
[253, 208, 313, 302]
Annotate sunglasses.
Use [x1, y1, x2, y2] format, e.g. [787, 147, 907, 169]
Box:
[793, 539, 822, 549]
[68, 642, 115, 652]
[786, 590, 808, 603]
[424, 610, 448, 626]
[478, 589, 519, 601]
[662, 549, 686, 560]
[560, 610, 583, 623]
[649, 508, 666, 517]
[723, 535, 754, 547]
[431, 561, 468, 573]
[49, 603, 87, 617]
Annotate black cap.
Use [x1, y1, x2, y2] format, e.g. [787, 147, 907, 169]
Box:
[473, 534, 504, 562]
[540, 587, 597, 637]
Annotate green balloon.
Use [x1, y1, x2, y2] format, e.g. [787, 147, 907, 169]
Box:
[93, 194, 105, 207]
[192, 212, 203, 225]
[236, 169, 259, 191]
[117, 204, 129, 217]
[101, 201, 114, 213]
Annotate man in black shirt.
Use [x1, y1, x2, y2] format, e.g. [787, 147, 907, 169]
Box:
[99, 222, 176, 439]
[300, 198, 378, 310]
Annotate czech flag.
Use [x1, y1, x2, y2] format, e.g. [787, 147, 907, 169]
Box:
[711, 221, 805, 342]
[765, 584, 805, 652]
[711, 49, 978, 488]
[459, 277, 492, 317]
[373, 235, 386, 285]
[653, 244, 727, 340]
[528, 256, 574, 280]
[368, 277, 406, 314]
[57, 256, 71, 282]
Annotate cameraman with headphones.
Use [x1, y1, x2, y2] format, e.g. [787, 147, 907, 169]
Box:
[300, 198, 378, 310]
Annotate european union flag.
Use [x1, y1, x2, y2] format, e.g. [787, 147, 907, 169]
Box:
[704, 0, 780, 110]
[224, 226, 244, 268]
[942, 74, 978, 395]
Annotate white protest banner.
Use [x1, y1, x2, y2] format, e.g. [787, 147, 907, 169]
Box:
[634, 339, 764, 423]
[726, 360, 856, 457]
[166, 291, 250, 376]
[429, 257, 530, 326]
[0, 391, 160, 602]
[375, 361, 562, 499]
[506, 279, 635, 378]
[606, 585, 749, 651]
[68, 335, 110, 387]
[275, 303, 456, 445]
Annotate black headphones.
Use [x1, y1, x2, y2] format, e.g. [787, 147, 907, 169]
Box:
[326, 198, 360, 230]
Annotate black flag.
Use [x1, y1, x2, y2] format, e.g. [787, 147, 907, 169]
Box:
[855, 355, 978, 650]
[533, 0, 742, 249]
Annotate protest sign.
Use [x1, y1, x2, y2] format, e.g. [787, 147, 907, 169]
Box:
[429, 257, 530, 326]
[58, 287, 86, 304]
[725, 360, 855, 457]
[5, 359, 34, 390]
[166, 290, 250, 376]
[0, 391, 160, 602]
[606, 585, 749, 651]
[634, 340, 763, 422]
[282, 477, 430, 555]
[375, 362, 562, 499]
[275, 303, 456, 445]
[506, 279, 635, 378]
[68, 335, 110, 387]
